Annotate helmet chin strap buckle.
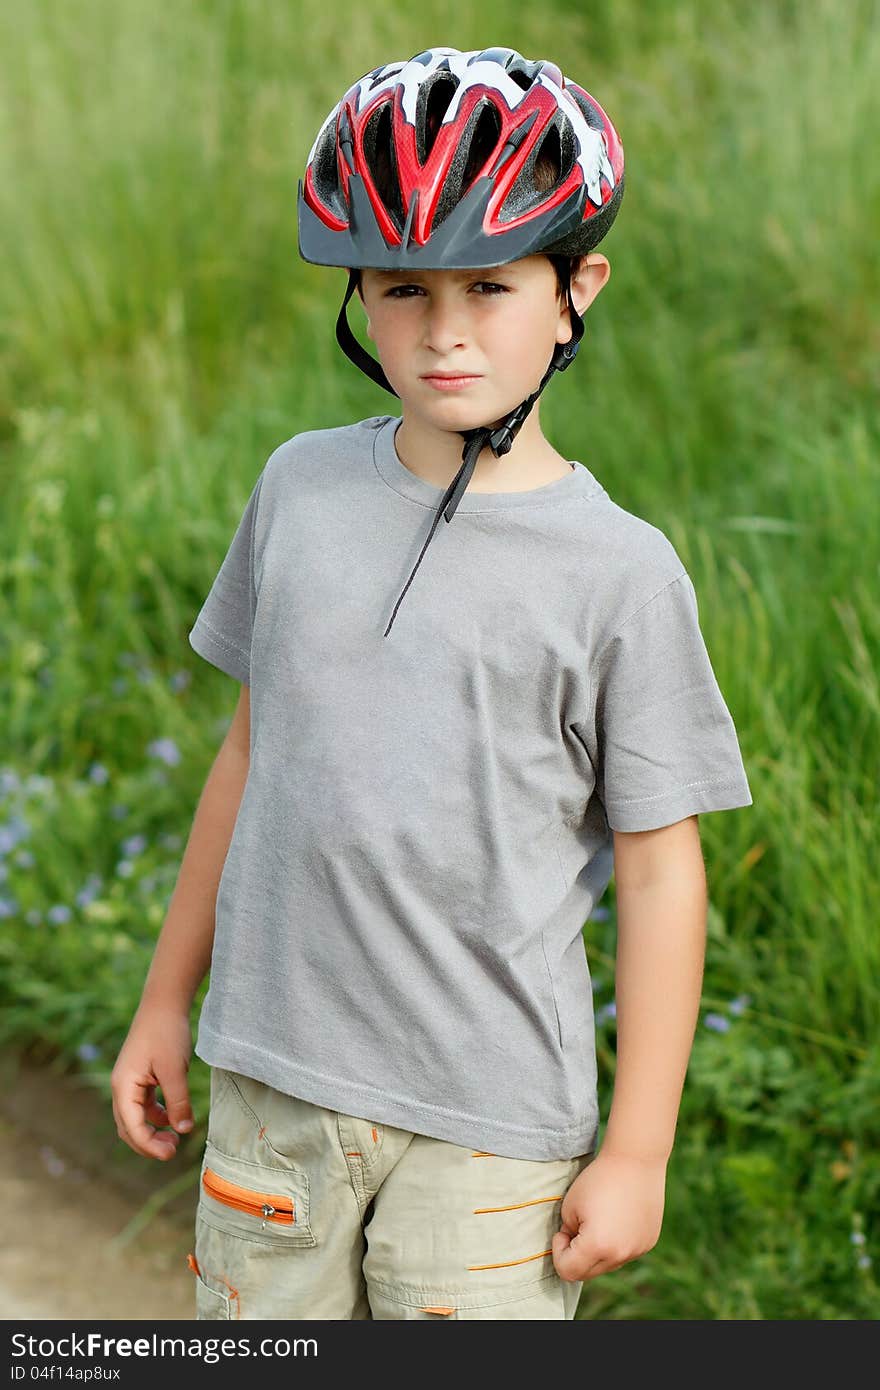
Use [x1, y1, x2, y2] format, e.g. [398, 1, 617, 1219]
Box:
[554, 338, 580, 371]
[486, 393, 536, 454]
[487, 398, 530, 456]
[488, 423, 515, 455]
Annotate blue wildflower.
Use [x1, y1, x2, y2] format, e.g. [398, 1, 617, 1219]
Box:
[147, 738, 181, 767]
[0, 825, 19, 855]
[704, 1012, 731, 1033]
[728, 994, 752, 1015]
[75, 875, 103, 908]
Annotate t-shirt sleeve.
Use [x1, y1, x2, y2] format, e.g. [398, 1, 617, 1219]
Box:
[591, 570, 753, 831]
[188, 470, 266, 685]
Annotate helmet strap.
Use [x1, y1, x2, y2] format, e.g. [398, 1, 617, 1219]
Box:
[335, 269, 399, 395]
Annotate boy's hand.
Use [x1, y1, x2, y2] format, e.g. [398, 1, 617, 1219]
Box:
[110, 1007, 196, 1161]
[551, 1150, 667, 1282]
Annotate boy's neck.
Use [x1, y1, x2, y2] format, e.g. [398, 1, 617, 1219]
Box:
[393, 413, 574, 494]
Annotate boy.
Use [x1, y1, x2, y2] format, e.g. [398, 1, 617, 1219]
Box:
[111, 47, 752, 1320]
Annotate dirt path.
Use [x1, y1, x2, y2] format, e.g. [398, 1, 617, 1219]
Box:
[0, 1049, 199, 1321]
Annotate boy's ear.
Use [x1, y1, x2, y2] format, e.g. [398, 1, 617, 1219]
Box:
[560, 254, 611, 334]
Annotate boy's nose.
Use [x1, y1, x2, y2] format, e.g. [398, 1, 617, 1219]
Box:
[421, 305, 469, 354]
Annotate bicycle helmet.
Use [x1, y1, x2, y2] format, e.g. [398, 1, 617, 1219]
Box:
[297, 45, 625, 634]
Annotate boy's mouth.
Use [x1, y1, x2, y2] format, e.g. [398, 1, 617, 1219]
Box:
[421, 373, 483, 390]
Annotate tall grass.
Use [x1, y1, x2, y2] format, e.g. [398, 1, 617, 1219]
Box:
[0, 0, 877, 1318]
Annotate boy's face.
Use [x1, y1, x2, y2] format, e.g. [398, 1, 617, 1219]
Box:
[355, 253, 608, 433]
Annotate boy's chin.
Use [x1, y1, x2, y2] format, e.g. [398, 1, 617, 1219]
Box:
[397, 389, 522, 441]
[403, 395, 514, 434]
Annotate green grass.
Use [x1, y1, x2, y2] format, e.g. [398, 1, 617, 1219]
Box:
[1, 0, 878, 1319]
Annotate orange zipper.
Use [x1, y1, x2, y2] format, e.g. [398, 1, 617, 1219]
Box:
[202, 1167, 295, 1227]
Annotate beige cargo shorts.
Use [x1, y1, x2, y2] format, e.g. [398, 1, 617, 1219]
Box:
[187, 1066, 596, 1320]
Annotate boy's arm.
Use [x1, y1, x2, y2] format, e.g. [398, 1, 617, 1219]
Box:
[552, 816, 708, 1281]
[111, 685, 251, 1158]
[599, 815, 707, 1164]
[139, 733, 250, 1013]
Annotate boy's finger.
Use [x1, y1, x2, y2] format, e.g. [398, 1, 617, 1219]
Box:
[156, 1076, 195, 1133]
[116, 1102, 180, 1157]
[553, 1229, 597, 1277]
[142, 1128, 179, 1156]
[114, 1082, 176, 1156]
[140, 1089, 188, 1132]
[144, 1096, 172, 1127]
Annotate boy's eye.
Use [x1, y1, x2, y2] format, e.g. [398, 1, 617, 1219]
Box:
[384, 282, 509, 298]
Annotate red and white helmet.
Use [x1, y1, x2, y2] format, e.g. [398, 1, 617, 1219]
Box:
[298, 45, 625, 268]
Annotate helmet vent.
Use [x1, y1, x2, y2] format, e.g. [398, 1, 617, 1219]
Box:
[368, 65, 402, 91]
[497, 114, 574, 223]
[508, 69, 533, 92]
[431, 98, 501, 231]
[420, 73, 460, 163]
[312, 120, 345, 219]
[363, 101, 405, 232]
[534, 122, 563, 189]
[461, 102, 503, 194]
[566, 86, 605, 133]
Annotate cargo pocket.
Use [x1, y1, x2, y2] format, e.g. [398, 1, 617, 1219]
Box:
[194, 1272, 232, 1319]
[197, 1139, 317, 1249]
[187, 1251, 232, 1319]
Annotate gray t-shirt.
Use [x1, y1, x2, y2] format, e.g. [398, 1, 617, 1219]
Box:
[188, 413, 752, 1160]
